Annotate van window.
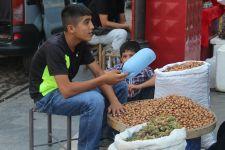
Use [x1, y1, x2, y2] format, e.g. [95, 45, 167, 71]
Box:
[27, 0, 42, 5]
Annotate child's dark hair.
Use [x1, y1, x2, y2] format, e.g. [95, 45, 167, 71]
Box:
[120, 41, 141, 56]
[61, 3, 92, 31]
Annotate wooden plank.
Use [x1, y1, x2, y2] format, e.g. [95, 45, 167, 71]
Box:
[98, 44, 102, 68]
[102, 48, 106, 70]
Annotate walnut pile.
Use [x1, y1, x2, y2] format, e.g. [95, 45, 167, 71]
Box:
[164, 61, 204, 72]
[114, 95, 215, 130]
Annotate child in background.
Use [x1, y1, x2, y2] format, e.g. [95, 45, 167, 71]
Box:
[108, 41, 155, 101]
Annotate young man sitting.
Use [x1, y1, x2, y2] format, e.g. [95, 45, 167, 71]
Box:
[29, 4, 128, 150]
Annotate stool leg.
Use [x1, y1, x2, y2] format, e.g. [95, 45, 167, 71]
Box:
[29, 109, 34, 150]
[67, 116, 72, 150]
[102, 48, 106, 69]
[108, 56, 112, 68]
[98, 44, 102, 68]
[47, 114, 52, 145]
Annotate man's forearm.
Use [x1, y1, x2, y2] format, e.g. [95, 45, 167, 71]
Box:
[62, 76, 105, 98]
[103, 21, 129, 30]
[119, 13, 126, 24]
[99, 14, 129, 30]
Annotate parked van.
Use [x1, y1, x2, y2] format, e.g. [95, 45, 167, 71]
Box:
[0, 0, 73, 71]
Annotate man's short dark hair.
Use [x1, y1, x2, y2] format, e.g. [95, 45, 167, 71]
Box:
[61, 3, 92, 31]
[120, 41, 141, 56]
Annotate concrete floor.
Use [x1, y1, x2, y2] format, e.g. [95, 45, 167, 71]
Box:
[0, 66, 92, 150]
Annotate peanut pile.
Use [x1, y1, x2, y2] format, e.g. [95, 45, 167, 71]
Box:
[114, 95, 215, 129]
[164, 61, 204, 72]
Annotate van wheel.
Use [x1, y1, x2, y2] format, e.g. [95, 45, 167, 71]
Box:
[23, 53, 34, 75]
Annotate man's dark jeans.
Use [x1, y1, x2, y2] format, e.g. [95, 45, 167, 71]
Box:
[35, 81, 128, 150]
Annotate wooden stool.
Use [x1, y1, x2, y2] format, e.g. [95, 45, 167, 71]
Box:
[89, 44, 104, 68]
[89, 44, 120, 69]
[104, 52, 120, 69]
[96, 45, 120, 70]
[29, 108, 77, 150]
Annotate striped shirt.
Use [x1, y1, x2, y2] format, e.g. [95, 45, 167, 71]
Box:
[108, 63, 154, 98]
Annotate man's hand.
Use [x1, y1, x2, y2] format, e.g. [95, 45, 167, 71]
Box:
[128, 25, 132, 32]
[99, 14, 131, 32]
[122, 23, 131, 32]
[102, 70, 127, 85]
[108, 101, 125, 117]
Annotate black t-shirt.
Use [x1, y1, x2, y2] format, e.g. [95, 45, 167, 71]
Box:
[29, 33, 94, 102]
[88, 0, 125, 27]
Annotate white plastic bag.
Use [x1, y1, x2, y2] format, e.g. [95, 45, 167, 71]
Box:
[206, 57, 216, 89]
[154, 61, 216, 149]
[217, 0, 225, 5]
[201, 133, 217, 149]
[154, 61, 210, 108]
[108, 123, 186, 150]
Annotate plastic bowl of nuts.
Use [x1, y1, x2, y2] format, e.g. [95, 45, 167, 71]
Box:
[107, 95, 217, 139]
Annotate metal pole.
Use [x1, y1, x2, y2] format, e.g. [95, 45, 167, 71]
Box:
[67, 116, 72, 150]
[29, 109, 34, 150]
[47, 114, 52, 145]
[134, 0, 148, 47]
